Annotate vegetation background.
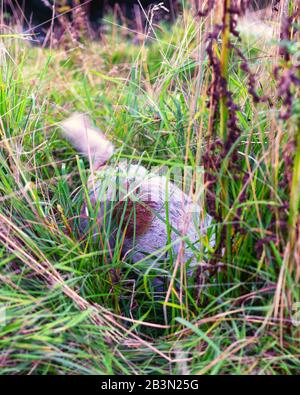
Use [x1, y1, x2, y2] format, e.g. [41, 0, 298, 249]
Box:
[0, 0, 299, 374]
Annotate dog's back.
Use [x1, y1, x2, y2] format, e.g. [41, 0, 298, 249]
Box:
[60, 114, 214, 269]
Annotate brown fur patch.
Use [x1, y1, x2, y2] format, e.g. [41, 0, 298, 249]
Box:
[113, 199, 158, 238]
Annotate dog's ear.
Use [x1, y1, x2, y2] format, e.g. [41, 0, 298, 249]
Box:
[60, 113, 114, 167]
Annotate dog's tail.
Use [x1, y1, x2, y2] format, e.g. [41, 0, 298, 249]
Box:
[60, 113, 114, 167]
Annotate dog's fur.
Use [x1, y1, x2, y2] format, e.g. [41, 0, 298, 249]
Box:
[60, 113, 213, 268]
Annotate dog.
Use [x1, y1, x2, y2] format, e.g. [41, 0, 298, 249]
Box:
[60, 113, 213, 273]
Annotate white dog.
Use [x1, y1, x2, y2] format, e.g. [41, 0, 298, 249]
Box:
[60, 113, 213, 271]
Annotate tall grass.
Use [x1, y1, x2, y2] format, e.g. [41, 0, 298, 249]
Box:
[0, 0, 299, 374]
